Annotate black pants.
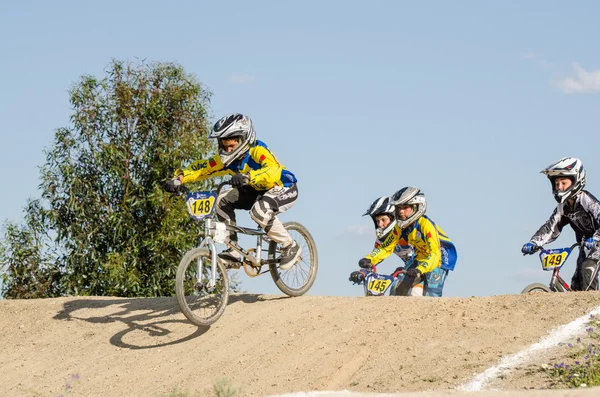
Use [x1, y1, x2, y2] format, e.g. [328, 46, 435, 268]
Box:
[394, 271, 422, 296]
[571, 247, 600, 291]
[215, 184, 298, 244]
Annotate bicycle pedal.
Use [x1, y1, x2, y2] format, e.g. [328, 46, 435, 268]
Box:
[224, 262, 242, 269]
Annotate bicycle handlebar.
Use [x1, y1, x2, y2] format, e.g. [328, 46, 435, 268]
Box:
[174, 179, 232, 197]
[523, 242, 581, 256]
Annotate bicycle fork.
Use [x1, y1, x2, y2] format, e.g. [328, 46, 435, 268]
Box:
[199, 237, 218, 289]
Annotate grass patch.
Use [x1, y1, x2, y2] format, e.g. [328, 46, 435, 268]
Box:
[160, 378, 240, 397]
[212, 377, 241, 397]
[163, 388, 198, 397]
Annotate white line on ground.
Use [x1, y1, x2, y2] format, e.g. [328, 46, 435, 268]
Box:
[265, 305, 600, 397]
[458, 304, 600, 391]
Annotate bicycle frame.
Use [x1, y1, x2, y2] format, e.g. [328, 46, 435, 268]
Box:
[185, 181, 280, 288]
[548, 264, 571, 292]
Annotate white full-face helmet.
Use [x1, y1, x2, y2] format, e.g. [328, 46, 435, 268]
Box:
[209, 113, 257, 166]
[363, 196, 396, 239]
[390, 187, 427, 229]
[540, 157, 586, 204]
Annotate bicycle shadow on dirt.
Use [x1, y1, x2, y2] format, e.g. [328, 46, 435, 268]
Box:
[227, 293, 290, 305]
[53, 296, 210, 350]
[52, 294, 289, 350]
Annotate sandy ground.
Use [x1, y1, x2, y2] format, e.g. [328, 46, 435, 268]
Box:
[1, 292, 600, 397]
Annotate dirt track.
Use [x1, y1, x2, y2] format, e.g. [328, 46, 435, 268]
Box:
[1, 292, 600, 397]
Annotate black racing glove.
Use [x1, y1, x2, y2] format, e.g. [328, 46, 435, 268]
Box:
[231, 173, 249, 187]
[358, 258, 372, 269]
[405, 267, 422, 279]
[349, 270, 365, 283]
[163, 178, 182, 193]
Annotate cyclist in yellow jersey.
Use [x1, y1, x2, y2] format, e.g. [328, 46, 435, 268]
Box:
[163, 114, 300, 270]
[349, 196, 424, 296]
[355, 187, 457, 297]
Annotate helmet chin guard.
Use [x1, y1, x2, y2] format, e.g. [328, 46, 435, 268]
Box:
[363, 196, 396, 239]
[210, 113, 257, 166]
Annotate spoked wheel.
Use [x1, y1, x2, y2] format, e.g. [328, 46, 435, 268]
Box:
[521, 283, 551, 294]
[175, 248, 229, 326]
[269, 221, 318, 296]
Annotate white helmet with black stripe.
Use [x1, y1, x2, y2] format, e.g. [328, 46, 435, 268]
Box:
[363, 196, 396, 239]
[541, 157, 586, 203]
[390, 187, 427, 229]
[209, 113, 257, 166]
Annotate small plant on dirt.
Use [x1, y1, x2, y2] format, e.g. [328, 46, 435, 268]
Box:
[161, 387, 205, 397]
[162, 388, 188, 397]
[159, 378, 239, 397]
[546, 315, 600, 388]
[58, 373, 80, 397]
[212, 377, 241, 397]
[162, 388, 193, 397]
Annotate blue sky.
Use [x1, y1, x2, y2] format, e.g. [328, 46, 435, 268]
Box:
[2, 1, 600, 298]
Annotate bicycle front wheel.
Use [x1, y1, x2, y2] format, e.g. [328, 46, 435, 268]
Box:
[269, 221, 318, 296]
[521, 283, 551, 294]
[175, 247, 229, 326]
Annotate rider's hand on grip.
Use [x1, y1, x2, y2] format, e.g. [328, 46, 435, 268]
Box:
[405, 267, 421, 279]
[521, 242, 538, 255]
[231, 173, 249, 187]
[349, 270, 365, 283]
[358, 258, 372, 269]
[584, 237, 598, 250]
[163, 178, 182, 193]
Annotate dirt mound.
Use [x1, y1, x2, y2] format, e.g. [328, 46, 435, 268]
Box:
[1, 292, 600, 397]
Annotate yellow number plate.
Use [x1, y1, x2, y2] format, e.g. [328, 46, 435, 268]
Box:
[367, 279, 391, 294]
[541, 252, 568, 270]
[187, 196, 216, 218]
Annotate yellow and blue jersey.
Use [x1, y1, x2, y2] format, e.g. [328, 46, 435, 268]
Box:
[175, 140, 297, 191]
[365, 216, 455, 274]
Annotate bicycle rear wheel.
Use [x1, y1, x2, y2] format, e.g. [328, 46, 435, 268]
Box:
[175, 247, 229, 326]
[521, 283, 551, 294]
[269, 221, 318, 296]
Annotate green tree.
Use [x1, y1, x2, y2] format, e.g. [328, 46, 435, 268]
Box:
[1, 59, 216, 298]
[0, 199, 61, 298]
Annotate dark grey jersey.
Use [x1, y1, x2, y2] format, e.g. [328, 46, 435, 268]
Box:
[530, 191, 600, 246]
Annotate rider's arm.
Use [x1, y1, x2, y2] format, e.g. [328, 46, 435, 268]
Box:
[246, 144, 284, 190]
[529, 206, 567, 246]
[175, 156, 233, 184]
[364, 226, 400, 265]
[579, 191, 600, 241]
[412, 218, 441, 274]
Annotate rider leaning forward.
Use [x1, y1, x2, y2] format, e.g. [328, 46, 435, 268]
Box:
[350, 187, 457, 297]
[163, 113, 300, 270]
